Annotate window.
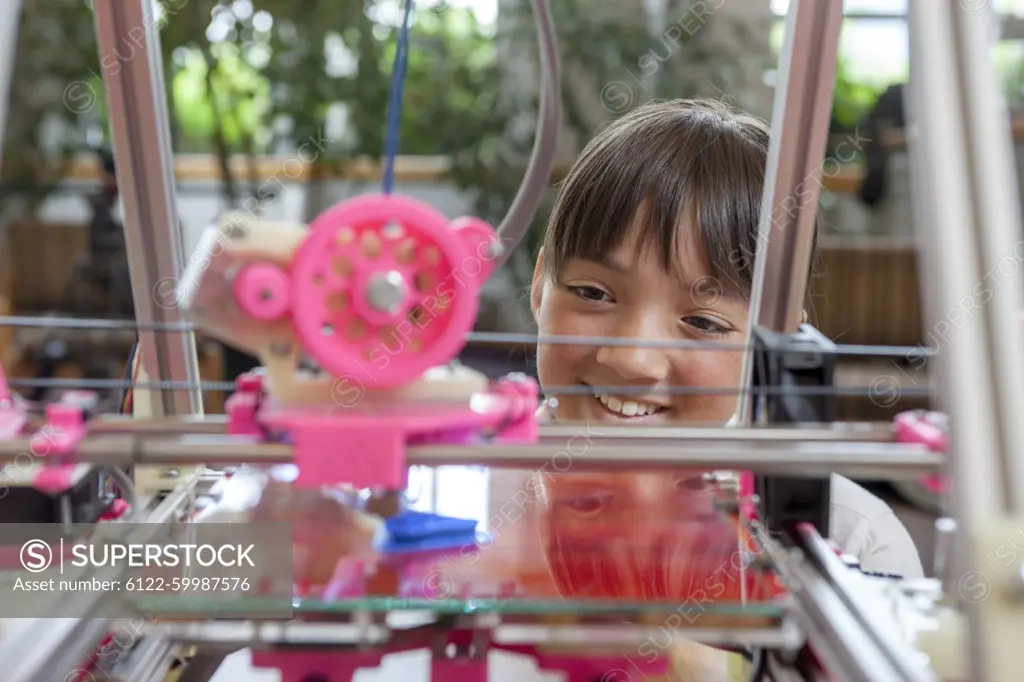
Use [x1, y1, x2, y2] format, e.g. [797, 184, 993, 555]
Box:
[771, 0, 1024, 96]
[770, 0, 909, 88]
[406, 466, 490, 527]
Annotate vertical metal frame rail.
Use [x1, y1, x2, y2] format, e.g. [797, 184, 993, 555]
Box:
[735, 0, 844, 423]
[906, 2, 1024, 680]
[0, 0, 22, 178]
[92, 0, 202, 417]
[0, 0, 23, 295]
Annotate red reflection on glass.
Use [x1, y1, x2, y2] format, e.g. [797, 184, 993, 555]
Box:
[536, 473, 777, 603]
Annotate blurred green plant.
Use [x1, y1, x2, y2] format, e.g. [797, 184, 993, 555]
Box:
[155, 1, 509, 207]
[494, 0, 771, 262]
[994, 42, 1024, 107]
[831, 53, 884, 133]
[171, 43, 271, 152]
[3, 0, 769, 292]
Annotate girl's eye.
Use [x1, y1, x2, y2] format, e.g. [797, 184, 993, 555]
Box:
[568, 285, 613, 303]
[682, 316, 730, 335]
[563, 493, 612, 516]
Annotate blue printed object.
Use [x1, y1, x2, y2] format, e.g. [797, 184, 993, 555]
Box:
[385, 510, 478, 541]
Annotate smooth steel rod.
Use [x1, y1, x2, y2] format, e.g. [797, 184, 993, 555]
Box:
[82, 416, 897, 442]
[152, 620, 796, 650]
[0, 0, 22, 179]
[0, 437, 940, 478]
[769, 538, 927, 682]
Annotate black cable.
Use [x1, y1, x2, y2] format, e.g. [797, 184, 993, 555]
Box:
[114, 338, 138, 485]
[748, 649, 771, 682]
[118, 337, 138, 414]
[858, 569, 904, 580]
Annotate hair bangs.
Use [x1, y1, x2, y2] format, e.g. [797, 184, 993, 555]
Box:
[543, 114, 696, 281]
[542, 100, 772, 301]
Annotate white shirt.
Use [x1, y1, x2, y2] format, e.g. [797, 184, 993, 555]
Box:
[828, 472, 924, 577]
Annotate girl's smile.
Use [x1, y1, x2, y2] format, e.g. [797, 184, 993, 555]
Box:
[580, 382, 670, 422]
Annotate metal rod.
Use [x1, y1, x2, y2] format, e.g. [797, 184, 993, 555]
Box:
[154, 620, 795, 650]
[753, 0, 843, 332]
[0, 0, 23, 292]
[955, 4, 1024, 680]
[0, 490, 199, 682]
[768, 536, 927, 682]
[0, 616, 114, 682]
[953, 2, 1024, 516]
[76, 417, 901, 443]
[91, 414, 229, 434]
[9, 419, 902, 440]
[793, 525, 937, 682]
[3, 376, 934, 400]
[92, 0, 202, 418]
[906, 0, 1002, 526]
[735, 0, 845, 423]
[0, 435, 938, 478]
[0, 0, 21, 179]
[86, 417, 896, 442]
[231, 441, 939, 478]
[905, 3, 1024, 679]
[0, 315, 934, 358]
[538, 423, 896, 442]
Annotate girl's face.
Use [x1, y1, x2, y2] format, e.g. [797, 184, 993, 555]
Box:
[531, 214, 750, 425]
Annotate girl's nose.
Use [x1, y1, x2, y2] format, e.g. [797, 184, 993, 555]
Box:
[594, 315, 672, 382]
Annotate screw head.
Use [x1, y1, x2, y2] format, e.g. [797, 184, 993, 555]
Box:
[365, 270, 408, 313]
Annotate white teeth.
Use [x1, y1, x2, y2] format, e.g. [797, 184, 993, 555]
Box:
[597, 394, 661, 417]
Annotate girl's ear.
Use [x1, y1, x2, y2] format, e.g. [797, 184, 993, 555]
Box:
[530, 247, 545, 323]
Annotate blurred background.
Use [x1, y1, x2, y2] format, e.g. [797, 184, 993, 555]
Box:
[3, 0, 1023, 553]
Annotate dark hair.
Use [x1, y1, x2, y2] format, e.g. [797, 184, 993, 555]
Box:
[542, 99, 813, 300]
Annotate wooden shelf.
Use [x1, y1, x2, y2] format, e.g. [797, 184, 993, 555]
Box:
[55, 153, 868, 196]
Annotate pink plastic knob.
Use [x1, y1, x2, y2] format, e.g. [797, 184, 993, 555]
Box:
[451, 216, 502, 283]
[234, 263, 291, 321]
[291, 194, 494, 388]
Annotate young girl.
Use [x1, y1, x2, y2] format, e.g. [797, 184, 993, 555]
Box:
[528, 97, 923, 580]
[196, 99, 923, 681]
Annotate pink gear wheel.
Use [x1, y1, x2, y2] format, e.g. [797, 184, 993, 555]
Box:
[291, 193, 486, 388]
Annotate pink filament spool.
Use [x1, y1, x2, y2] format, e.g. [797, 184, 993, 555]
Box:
[291, 194, 495, 388]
